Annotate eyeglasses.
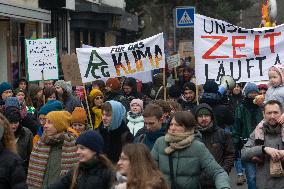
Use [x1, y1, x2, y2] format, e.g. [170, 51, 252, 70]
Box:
[95, 96, 104, 100]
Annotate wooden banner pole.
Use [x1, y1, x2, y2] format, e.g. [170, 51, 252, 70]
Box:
[83, 84, 94, 130]
[163, 68, 167, 100]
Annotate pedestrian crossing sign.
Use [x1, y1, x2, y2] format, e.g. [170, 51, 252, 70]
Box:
[176, 7, 195, 28]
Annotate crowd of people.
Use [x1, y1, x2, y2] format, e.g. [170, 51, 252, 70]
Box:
[0, 63, 284, 189]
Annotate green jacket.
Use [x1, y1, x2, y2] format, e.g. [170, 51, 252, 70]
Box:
[151, 136, 230, 189]
[232, 100, 263, 147]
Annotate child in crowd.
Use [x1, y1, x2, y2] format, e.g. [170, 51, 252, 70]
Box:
[126, 99, 144, 136]
[71, 107, 88, 134]
[263, 64, 284, 123]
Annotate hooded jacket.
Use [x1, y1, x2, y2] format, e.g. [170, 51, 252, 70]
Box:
[232, 98, 263, 149]
[98, 101, 134, 162]
[195, 103, 235, 189]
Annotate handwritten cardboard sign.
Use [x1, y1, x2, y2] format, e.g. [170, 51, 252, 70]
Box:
[61, 53, 83, 86]
[25, 38, 58, 81]
[167, 54, 180, 69]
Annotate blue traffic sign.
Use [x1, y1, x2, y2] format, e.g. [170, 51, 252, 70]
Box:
[176, 7, 195, 28]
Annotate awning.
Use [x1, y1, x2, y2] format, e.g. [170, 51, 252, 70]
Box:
[75, 0, 124, 15]
[0, 2, 51, 23]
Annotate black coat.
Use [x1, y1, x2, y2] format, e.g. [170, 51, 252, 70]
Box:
[46, 160, 114, 189]
[0, 143, 27, 189]
[98, 121, 134, 162]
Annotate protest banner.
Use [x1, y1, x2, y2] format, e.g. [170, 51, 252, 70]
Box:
[194, 14, 284, 85]
[76, 33, 165, 83]
[167, 54, 180, 69]
[61, 53, 83, 86]
[25, 38, 58, 81]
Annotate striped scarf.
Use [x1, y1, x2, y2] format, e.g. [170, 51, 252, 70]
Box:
[27, 132, 79, 188]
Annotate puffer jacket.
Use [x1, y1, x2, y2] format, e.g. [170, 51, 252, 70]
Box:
[46, 159, 114, 189]
[126, 112, 144, 136]
[151, 136, 230, 189]
[264, 85, 284, 111]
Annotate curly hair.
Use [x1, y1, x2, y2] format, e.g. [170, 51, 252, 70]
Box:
[0, 113, 17, 154]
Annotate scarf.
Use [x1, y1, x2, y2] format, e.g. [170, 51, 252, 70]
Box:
[91, 106, 102, 129]
[255, 120, 284, 143]
[27, 132, 79, 189]
[144, 125, 166, 150]
[128, 111, 142, 119]
[41, 132, 64, 145]
[164, 130, 195, 154]
[197, 122, 214, 132]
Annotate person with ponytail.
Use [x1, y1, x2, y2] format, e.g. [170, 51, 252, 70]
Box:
[46, 130, 115, 189]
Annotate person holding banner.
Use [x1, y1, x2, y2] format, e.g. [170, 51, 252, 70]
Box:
[105, 78, 128, 109]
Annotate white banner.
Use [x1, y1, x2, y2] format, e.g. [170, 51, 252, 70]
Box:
[76, 33, 165, 83]
[25, 38, 58, 82]
[194, 14, 284, 84]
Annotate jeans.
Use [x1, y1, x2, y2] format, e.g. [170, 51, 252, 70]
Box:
[244, 162, 256, 189]
[234, 150, 243, 175]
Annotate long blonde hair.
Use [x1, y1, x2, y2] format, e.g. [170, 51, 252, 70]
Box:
[0, 113, 17, 154]
[70, 154, 114, 189]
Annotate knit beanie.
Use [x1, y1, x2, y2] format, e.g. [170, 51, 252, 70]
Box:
[38, 100, 63, 116]
[203, 81, 219, 94]
[196, 108, 212, 117]
[243, 83, 259, 97]
[71, 107, 87, 124]
[54, 80, 68, 91]
[5, 97, 20, 109]
[130, 99, 143, 110]
[89, 89, 104, 103]
[258, 84, 268, 91]
[4, 107, 21, 123]
[45, 111, 72, 133]
[76, 131, 104, 154]
[183, 82, 196, 93]
[0, 82, 12, 97]
[269, 64, 284, 85]
[106, 78, 121, 91]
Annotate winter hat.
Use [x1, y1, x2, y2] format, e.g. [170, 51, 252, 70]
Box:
[196, 107, 212, 117]
[183, 82, 196, 93]
[29, 85, 42, 99]
[0, 82, 12, 97]
[89, 89, 104, 103]
[130, 99, 143, 110]
[76, 131, 104, 154]
[243, 83, 259, 97]
[269, 64, 284, 84]
[71, 107, 87, 124]
[38, 100, 63, 116]
[203, 81, 219, 94]
[106, 78, 121, 91]
[258, 84, 268, 91]
[54, 80, 68, 91]
[4, 107, 21, 123]
[5, 97, 20, 109]
[45, 111, 72, 133]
